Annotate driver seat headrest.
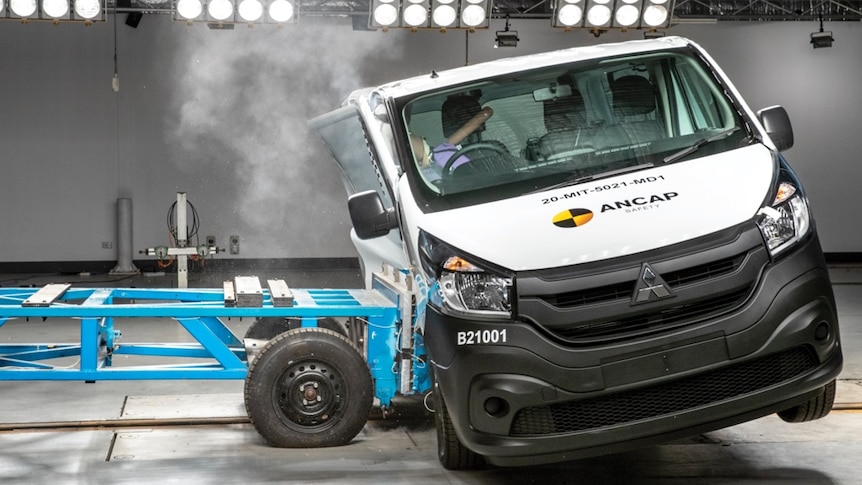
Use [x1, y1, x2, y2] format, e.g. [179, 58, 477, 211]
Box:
[441, 95, 484, 140]
[611, 75, 657, 117]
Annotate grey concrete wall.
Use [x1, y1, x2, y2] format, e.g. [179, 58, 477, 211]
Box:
[0, 15, 858, 264]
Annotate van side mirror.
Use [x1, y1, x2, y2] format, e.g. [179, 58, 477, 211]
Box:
[348, 190, 398, 240]
[757, 106, 794, 152]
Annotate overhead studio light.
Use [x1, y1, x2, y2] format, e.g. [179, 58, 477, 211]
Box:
[266, 0, 296, 23]
[41, 0, 70, 19]
[369, 0, 399, 29]
[6, 0, 104, 22]
[553, 0, 674, 31]
[73, 0, 103, 21]
[431, 0, 457, 29]
[585, 0, 612, 29]
[236, 0, 264, 22]
[9, 0, 38, 18]
[175, 0, 205, 21]
[810, 14, 834, 48]
[173, 0, 294, 24]
[401, 0, 429, 28]
[494, 17, 518, 47]
[460, 0, 490, 29]
[366, 0, 488, 31]
[207, 0, 234, 22]
[553, 0, 582, 28]
[810, 31, 834, 48]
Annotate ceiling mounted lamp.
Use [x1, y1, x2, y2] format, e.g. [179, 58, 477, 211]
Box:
[41, 0, 70, 20]
[585, 0, 612, 29]
[810, 14, 834, 48]
[369, 0, 399, 29]
[206, 0, 234, 22]
[175, 0, 205, 21]
[73, 0, 102, 21]
[494, 17, 518, 47]
[401, 0, 429, 29]
[552, 0, 674, 31]
[237, 0, 264, 23]
[460, 0, 490, 29]
[9, 0, 38, 18]
[553, 0, 583, 28]
[430, 0, 457, 29]
[642, 0, 672, 28]
[266, 0, 295, 23]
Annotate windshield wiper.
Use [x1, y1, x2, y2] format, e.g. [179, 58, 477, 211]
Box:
[530, 163, 654, 194]
[662, 127, 741, 165]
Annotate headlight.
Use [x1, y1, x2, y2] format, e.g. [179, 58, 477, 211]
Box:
[419, 231, 513, 319]
[756, 181, 811, 258]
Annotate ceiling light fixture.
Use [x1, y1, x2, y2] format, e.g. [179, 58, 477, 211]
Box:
[552, 0, 674, 31]
[810, 14, 834, 48]
[494, 16, 519, 48]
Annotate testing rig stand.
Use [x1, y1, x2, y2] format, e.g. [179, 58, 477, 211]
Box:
[141, 192, 220, 288]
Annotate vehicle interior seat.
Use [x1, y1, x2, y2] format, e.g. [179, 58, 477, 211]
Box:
[438, 94, 520, 177]
[530, 88, 595, 163]
[610, 75, 665, 147]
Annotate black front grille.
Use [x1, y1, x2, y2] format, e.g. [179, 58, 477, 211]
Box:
[540, 254, 747, 309]
[553, 286, 751, 342]
[510, 347, 817, 436]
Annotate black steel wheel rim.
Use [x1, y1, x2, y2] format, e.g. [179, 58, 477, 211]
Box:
[272, 359, 345, 432]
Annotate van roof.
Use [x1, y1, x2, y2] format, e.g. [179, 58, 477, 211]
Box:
[372, 36, 694, 100]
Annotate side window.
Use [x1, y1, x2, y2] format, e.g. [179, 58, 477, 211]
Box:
[310, 105, 394, 209]
[670, 60, 732, 135]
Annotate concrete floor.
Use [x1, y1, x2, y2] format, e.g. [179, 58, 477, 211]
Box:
[0, 266, 860, 484]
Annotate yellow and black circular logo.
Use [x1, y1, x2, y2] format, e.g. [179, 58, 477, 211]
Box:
[553, 208, 594, 228]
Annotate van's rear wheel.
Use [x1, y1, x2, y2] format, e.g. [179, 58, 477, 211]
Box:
[244, 328, 373, 447]
[777, 379, 836, 423]
[432, 376, 484, 470]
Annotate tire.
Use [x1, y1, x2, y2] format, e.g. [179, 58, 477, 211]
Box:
[433, 376, 484, 470]
[245, 316, 345, 340]
[244, 328, 373, 447]
[777, 379, 837, 423]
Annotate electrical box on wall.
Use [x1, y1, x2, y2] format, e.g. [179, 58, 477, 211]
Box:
[229, 235, 240, 255]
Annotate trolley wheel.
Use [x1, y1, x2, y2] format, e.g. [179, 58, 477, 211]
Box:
[245, 316, 345, 340]
[244, 327, 373, 447]
[432, 375, 484, 470]
[777, 379, 837, 423]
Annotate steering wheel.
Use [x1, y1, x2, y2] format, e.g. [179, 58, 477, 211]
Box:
[442, 142, 509, 180]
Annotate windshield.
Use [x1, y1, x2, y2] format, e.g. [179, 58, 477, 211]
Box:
[400, 48, 750, 208]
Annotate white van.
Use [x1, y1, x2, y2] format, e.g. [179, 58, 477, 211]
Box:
[311, 36, 842, 468]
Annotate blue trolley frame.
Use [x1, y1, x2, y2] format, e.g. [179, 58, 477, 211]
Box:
[0, 284, 405, 405]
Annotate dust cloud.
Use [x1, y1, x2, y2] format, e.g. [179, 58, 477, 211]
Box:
[163, 20, 403, 258]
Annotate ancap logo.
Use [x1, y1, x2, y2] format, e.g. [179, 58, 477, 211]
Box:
[553, 208, 594, 228]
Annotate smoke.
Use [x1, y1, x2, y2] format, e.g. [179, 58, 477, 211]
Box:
[163, 21, 404, 257]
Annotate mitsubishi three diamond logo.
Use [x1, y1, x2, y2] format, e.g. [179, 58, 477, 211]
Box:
[631, 263, 675, 305]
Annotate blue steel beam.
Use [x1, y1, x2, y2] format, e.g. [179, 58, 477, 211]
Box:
[0, 286, 400, 385]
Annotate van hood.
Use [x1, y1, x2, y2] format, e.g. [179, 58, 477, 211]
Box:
[417, 145, 774, 272]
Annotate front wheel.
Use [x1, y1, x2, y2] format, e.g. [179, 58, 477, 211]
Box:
[432, 376, 484, 470]
[777, 379, 837, 423]
[244, 328, 373, 447]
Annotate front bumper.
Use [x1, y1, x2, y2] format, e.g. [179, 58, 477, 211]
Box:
[424, 233, 842, 466]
